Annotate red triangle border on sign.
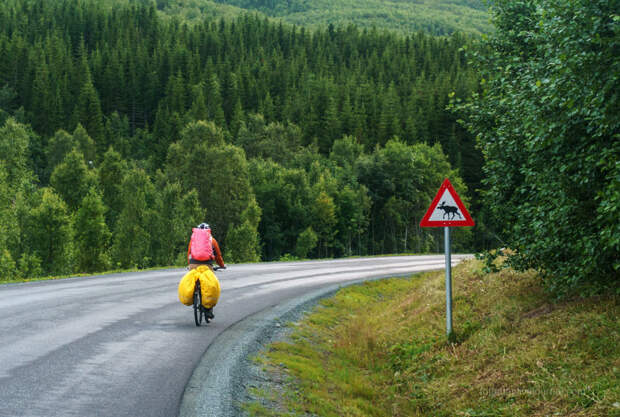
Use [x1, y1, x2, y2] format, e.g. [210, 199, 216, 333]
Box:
[420, 178, 475, 227]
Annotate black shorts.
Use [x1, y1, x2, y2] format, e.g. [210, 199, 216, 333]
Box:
[189, 257, 214, 265]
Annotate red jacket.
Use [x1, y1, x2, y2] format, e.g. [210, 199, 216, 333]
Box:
[187, 236, 225, 268]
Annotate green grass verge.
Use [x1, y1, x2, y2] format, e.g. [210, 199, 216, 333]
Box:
[246, 259, 620, 416]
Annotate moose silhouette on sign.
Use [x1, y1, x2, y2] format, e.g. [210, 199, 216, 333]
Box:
[437, 201, 462, 220]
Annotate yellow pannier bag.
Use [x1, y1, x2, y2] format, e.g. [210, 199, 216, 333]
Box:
[178, 270, 196, 306]
[197, 266, 221, 308]
[177, 266, 221, 308]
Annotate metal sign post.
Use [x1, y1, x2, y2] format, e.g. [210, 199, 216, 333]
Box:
[420, 179, 474, 339]
[444, 226, 452, 336]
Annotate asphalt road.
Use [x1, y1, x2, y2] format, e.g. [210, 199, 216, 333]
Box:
[0, 255, 469, 417]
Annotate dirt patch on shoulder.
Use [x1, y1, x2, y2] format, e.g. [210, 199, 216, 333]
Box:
[522, 304, 554, 319]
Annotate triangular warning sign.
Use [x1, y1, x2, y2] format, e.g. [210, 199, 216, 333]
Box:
[420, 178, 475, 227]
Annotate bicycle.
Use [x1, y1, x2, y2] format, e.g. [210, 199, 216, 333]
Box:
[193, 265, 225, 326]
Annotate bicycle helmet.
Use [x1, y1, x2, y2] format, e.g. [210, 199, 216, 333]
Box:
[198, 223, 210, 229]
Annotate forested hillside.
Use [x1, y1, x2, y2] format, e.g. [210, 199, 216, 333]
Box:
[0, 0, 481, 279]
[157, 0, 491, 36]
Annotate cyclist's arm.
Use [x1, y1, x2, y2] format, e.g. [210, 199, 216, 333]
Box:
[187, 236, 193, 264]
[212, 238, 226, 268]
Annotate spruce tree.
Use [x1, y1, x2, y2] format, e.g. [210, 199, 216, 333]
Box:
[207, 73, 226, 127]
[76, 74, 105, 150]
[30, 51, 54, 136]
[186, 82, 208, 122]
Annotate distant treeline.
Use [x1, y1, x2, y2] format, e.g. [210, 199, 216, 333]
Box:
[0, 0, 482, 279]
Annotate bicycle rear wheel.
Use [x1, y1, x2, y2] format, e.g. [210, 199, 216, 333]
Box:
[193, 283, 202, 326]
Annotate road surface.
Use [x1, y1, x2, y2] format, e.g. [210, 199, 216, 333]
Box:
[0, 255, 469, 417]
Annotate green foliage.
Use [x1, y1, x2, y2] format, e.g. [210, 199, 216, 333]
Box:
[278, 253, 300, 262]
[0, 164, 18, 258]
[0, 117, 35, 193]
[165, 121, 225, 205]
[50, 149, 98, 211]
[104, 113, 132, 159]
[249, 158, 312, 260]
[207, 144, 255, 242]
[459, 0, 619, 296]
[151, 178, 204, 265]
[474, 248, 505, 274]
[98, 146, 128, 228]
[17, 252, 43, 279]
[72, 124, 97, 166]
[329, 135, 363, 171]
[166, 120, 255, 246]
[248, 133, 470, 260]
[76, 77, 105, 146]
[0, 119, 39, 266]
[235, 114, 303, 164]
[0, 249, 17, 280]
[112, 167, 156, 269]
[357, 139, 471, 253]
[226, 197, 262, 263]
[295, 226, 317, 259]
[312, 190, 338, 258]
[25, 188, 74, 275]
[45, 129, 79, 182]
[0, 85, 19, 126]
[74, 189, 111, 272]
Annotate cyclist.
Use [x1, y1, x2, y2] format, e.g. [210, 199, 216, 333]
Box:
[187, 223, 226, 271]
[187, 223, 226, 320]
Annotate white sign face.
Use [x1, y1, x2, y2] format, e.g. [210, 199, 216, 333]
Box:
[426, 189, 464, 222]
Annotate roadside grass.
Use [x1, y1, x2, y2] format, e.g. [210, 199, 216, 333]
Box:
[245, 259, 619, 416]
[0, 264, 186, 285]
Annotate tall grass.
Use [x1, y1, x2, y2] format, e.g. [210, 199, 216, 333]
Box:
[247, 259, 619, 416]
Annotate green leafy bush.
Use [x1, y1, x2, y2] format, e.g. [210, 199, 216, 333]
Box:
[0, 249, 17, 280]
[17, 253, 43, 279]
[295, 227, 318, 259]
[460, 0, 619, 296]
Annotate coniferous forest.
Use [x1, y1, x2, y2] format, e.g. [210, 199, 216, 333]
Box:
[0, 0, 484, 279]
